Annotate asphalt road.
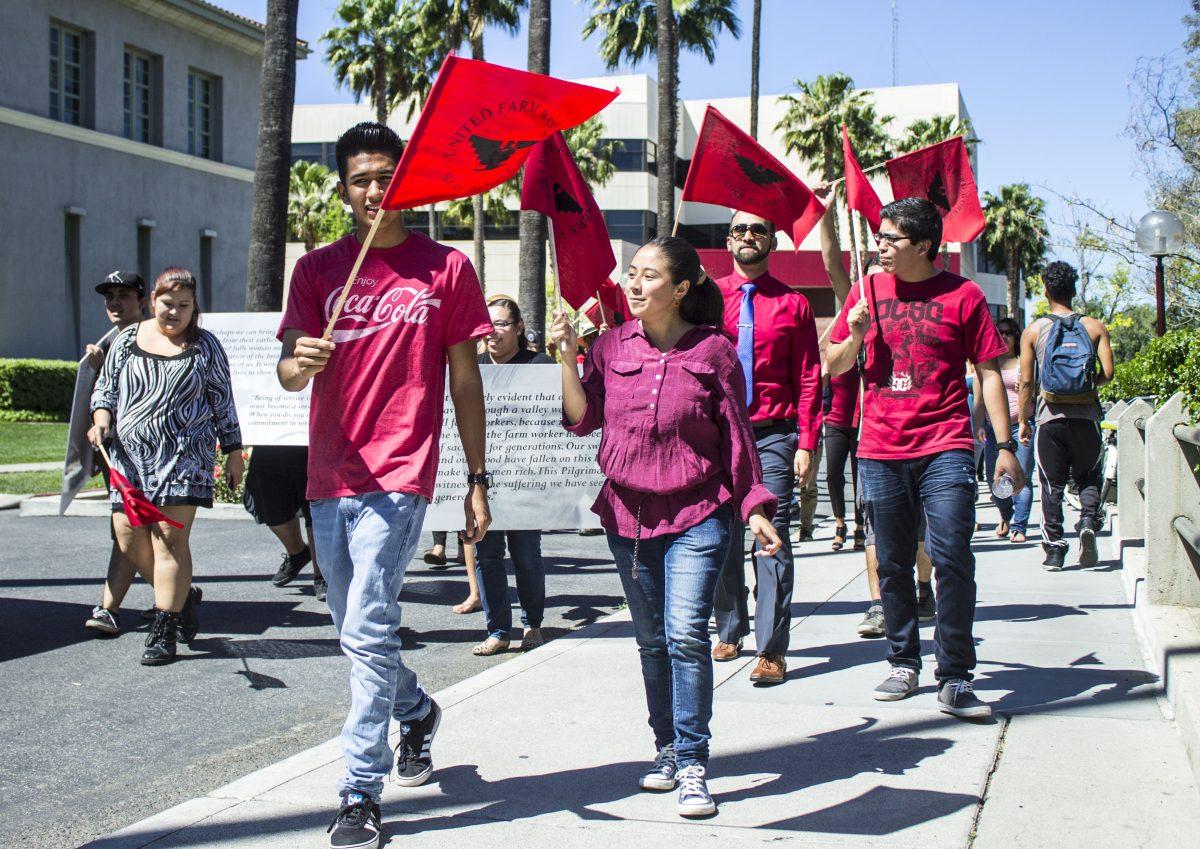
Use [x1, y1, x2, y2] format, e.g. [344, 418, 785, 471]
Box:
[0, 512, 624, 849]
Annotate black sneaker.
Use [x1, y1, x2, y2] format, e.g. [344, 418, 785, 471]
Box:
[938, 678, 992, 719]
[178, 586, 202, 644]
[639, 744, 677, 791]
[272, 546, 312, 587]
[916, 592, 936, 623]
[314, 576, 328, 603]
[85, 606, 121, 635]
[872, 665, 918, 701]
[141, 609, 180, 665]
[1042, 545, 1067, 572]
[395, 699, 441, 787]
[327, 791, 380, 849]
[1078, 527, 1098, 567]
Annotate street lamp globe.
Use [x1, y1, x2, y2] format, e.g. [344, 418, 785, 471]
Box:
[1135, 210, 1185, 257]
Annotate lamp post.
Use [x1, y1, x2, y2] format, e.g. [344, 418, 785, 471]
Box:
[1135, 210, 1184, 336]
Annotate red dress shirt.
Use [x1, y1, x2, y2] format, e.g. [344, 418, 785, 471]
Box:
[715, 270, 823, 451]
[563, 320, 776, 539]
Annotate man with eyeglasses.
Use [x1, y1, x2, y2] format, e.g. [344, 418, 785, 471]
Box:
[711, 212, 822, 685]
[826, 197, 1024, 719]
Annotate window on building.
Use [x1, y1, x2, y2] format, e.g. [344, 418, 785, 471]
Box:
[606, 139, 658, 174]
[137, 220, 154, 282]
[65, 209, 84, 352]
[291, 141, 340, 172]
[605, 210, 658, 244]
[199, 230, 216, 309]
[49, 22, 87, 126]
[187, 70, 219, 159]
[124, 48, 158, 144]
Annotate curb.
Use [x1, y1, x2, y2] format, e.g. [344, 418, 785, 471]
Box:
[18, 493, 252, 521]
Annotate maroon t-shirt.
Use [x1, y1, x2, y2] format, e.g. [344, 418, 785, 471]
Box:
[830, 271, 1006, 460]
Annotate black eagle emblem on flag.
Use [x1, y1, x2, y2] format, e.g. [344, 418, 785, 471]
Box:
[553, 182, 584, 214]
[927, 171, 951, 212]
[469, 135, 537, 171]
[734, 153, 785, 186]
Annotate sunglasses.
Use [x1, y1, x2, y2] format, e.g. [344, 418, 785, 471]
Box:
[730, 223, 772, 239]
[873, 232, 912, 246]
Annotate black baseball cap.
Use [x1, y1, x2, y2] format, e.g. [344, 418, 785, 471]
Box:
[96, 270, 146, 296]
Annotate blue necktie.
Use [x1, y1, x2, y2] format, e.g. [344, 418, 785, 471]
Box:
[737, 282, 756, 407]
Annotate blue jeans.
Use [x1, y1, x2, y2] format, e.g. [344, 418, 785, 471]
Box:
[607, 504, 732, 767]
[475, 530, 545, 640]
[312, 492, 432, 802]
[859, 449, 978, 682]
[983, 421, 1035, 533]
[713, 424, 796, 654]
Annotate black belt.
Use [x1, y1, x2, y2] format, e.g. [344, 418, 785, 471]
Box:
[751, 417, 797, 431]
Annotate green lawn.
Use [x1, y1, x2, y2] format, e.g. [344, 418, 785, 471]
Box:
[0, 470, 65, 495]
[0, 422, 70, 465]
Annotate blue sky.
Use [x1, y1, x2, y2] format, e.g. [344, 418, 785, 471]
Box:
[221, 0, 1191, 263]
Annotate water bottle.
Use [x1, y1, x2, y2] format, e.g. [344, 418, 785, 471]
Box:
[992, 473, 1014, 500]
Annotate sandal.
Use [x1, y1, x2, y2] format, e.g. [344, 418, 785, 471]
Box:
[472, 637, 509, 656]
[1010, 531, 1027, 543]
[852, 527, 866, 551]
[423, 548, 448, 566]
[995, 520, 1009, 538]
[521, 628, 545, 651]
[452, 597, 481, 614]
[831, 523, 848, 551]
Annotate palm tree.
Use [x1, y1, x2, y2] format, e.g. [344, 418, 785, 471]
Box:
[246, 0, 300, 312]
[583, 0, 741, 232]
[776, 72, 891, 257]
[749, 0, 761, 139]
[894, 114, 976, 154]
[420, 0, 526, 287]
[982, 183, 1048, 319]
[519, 0, 551, 342]
[288, 161, 334, 252]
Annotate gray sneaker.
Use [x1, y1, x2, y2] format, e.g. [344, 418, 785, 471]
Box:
[639, 744, 677, 791]
[85, 606, 120, 635]
[1078, 527, 1098, 567]
[675, 764, 716, 817]
[856, 604, 885, 637]
[938, 678, 992, 719]
[873, 665, 918, 701]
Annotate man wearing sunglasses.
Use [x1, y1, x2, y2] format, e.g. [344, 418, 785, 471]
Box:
[826, 197, 1024, 719]
[711, 211, 822, 686]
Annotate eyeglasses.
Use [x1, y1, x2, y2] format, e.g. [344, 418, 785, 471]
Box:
[490, 320, 517, 330]
[730, 223, 772, 239]
[873, 232, 912, 246]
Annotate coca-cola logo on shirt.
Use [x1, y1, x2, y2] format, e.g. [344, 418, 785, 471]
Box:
[324, 282, 442, 343]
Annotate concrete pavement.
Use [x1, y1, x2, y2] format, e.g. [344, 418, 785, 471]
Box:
[82, 496, 1200, 849]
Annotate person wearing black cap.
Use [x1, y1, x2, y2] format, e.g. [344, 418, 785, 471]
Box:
[83, 271, 151, 637]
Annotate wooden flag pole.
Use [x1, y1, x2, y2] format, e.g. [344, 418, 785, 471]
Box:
[547, 225, 565, 313]
[322, 209, 387, 340]
[828, 161, 886, 189]
[849, 208, 870, 439]
[96, 442, 113, 469]
[671, 202, 683, 237]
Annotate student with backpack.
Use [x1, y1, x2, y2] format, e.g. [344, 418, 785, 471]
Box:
[1018, 261, 1115, 571]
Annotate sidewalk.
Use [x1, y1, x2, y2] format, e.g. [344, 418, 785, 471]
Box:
[84, 499, 1200, 849]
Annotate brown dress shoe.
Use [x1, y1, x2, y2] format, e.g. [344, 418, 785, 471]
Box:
[712, 640, 741, 662]
[749, 653, 787, 684]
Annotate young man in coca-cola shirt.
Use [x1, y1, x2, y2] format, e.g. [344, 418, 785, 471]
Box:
[277, 123, 493, 849]
[827, 197, 1025, 720]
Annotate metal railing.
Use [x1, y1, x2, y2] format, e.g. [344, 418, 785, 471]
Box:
[1115, 393, 1200, 607]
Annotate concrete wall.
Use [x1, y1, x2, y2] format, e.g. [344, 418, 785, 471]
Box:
[0, 0, 264, 359]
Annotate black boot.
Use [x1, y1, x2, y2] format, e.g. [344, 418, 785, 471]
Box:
[142, 609, 180, 665]
[178, 586, 203, 644]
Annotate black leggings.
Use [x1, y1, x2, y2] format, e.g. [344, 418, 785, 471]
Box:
[824, 424, 862, 526]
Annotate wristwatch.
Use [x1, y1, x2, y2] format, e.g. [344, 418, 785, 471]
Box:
[467, 471, 492, 489]
[997, 439, 1019, 454]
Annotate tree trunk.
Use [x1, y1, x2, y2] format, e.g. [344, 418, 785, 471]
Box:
[245, 0, 298, 312]
[1005, 245, 1021, 320]
[372, 44, 387, 124]
[469, 4, 486, 288]
[749, 0, 761, 140]
[519, 0, 551, 343]
[655, 0, 675, 234]
[428, 203, 437, 239]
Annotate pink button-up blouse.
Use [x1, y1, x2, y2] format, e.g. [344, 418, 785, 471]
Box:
[564, 320, 776, 538]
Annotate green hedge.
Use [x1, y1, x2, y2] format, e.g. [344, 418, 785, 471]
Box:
[1101, 329, 1200, 419]
[0, 359, 78, 422]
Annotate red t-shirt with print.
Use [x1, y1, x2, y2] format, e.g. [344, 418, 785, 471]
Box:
[278, 231, 492, 500]
[829, 271, 1006, 460]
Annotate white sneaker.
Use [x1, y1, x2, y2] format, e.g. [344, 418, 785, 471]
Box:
[675, 764, 716, 817]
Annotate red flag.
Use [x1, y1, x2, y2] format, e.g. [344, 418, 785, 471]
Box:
[106, 466, 184, 529]
[521, 132, 617, 310]
[381, 56, 619, 210]
[583, 278, 629, 328]
[886, 136, 984, 243]
[841, 125, 882, 232]
[681, 106, 826, 249]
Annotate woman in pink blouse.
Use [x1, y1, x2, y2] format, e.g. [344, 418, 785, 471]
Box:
[551, 236, 781, 819]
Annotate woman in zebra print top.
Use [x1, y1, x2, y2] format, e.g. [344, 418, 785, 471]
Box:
[89, 267, 244, 665]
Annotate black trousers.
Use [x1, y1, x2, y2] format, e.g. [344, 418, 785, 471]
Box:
[1035, 418, 1102, 547]
[824, 424, 862, 526]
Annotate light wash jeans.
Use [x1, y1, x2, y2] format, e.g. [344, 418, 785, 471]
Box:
[606, 503, 732, 768]
[312, 491, 432, 802]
